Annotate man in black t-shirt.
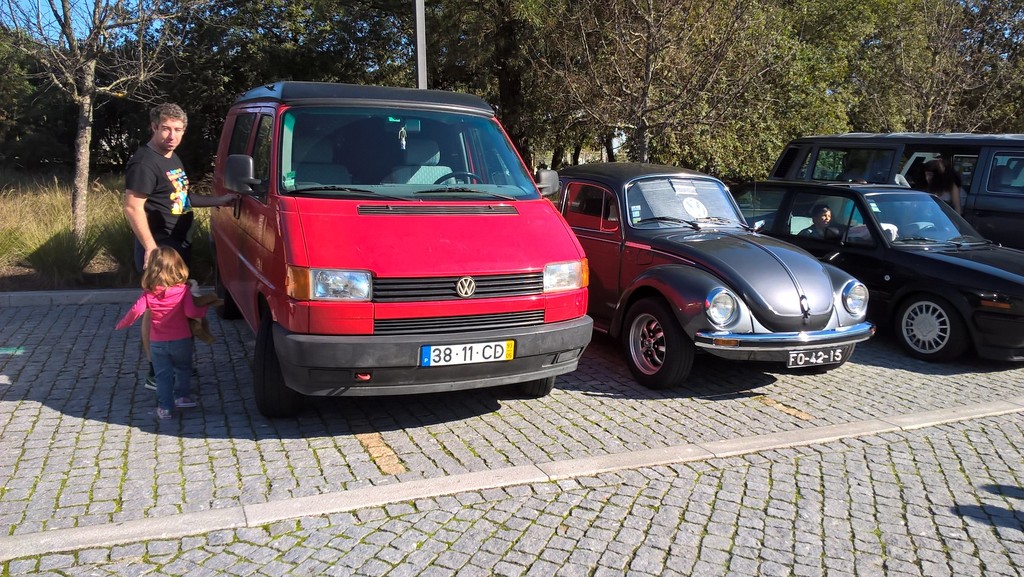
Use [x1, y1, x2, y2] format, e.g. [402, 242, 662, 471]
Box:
[123, 103, 236, 389]
[124, 103, 235, 270]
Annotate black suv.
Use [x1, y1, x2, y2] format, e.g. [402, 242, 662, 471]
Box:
[769, 133, 1024, 249]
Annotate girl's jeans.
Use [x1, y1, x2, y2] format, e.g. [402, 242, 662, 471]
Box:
[151, 338, 193, 411]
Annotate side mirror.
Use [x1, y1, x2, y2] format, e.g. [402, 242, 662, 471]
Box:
[536, 169, 559, 197]
[224, 154, 260, 193]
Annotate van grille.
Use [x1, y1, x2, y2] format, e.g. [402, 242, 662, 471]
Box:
[358, 205, 519, 215]
[374, 310, 545, 335]
[374, 273, 544, 302]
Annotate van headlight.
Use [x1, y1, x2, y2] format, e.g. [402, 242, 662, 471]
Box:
[287, 266, 371, 301]
[706, 288, 739, 327]
[842, 280, 869, 315]
[544, 259, 589, 293]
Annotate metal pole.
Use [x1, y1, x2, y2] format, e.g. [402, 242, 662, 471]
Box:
[415, 0, 427, 89]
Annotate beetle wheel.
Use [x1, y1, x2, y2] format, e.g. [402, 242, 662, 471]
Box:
[622, 297, 694, 389]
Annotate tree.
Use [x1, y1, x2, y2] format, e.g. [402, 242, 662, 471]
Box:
[539, 0, 796, 166]
[1, 0, 195, 240]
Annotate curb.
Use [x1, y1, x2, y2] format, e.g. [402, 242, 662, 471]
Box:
[2, 398, 1021, 561]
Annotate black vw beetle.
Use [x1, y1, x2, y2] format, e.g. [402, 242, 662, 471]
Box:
[556, 163, 874, 389]
[733, 180, 1024, 363]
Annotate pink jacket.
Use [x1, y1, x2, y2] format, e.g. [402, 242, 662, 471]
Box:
[115, 284, 209, 342]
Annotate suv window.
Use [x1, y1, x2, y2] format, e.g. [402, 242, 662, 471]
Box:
[812, 148, 895, 183]
[228, 113, 256, 155]
[987, 152, 1024, 195]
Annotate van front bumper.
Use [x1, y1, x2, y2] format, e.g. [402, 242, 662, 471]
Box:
[272, 316, 594, 396]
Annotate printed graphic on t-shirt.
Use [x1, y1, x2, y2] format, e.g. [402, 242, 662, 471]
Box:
[167, 168, 191, 215]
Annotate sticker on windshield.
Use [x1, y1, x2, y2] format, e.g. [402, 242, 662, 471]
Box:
[682, 197, 708, 219]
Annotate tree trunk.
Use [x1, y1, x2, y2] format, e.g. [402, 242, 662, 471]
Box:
[550, 144, 565, 169]
[604, 134, 616, 162]
[494, 0, 531, 168]
[71, 61, 96, 243]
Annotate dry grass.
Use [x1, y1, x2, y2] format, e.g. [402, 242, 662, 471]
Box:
[0, 170, 214, 290]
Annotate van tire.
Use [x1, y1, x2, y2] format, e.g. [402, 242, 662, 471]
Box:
[896, 295, 969, 362]
[622, 297, 693, 389]
[519, 376, 555, 397]
[254, 312, 303, 417]
[215, 266, 241, 320]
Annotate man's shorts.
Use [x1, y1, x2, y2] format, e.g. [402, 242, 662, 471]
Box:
[134, 237, 192, 273]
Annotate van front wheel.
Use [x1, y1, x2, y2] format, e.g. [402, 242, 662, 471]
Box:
[254, 313, 303, 417]
[519, 376, 555, 397]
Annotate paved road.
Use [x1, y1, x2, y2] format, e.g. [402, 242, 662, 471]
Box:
[1, 292, 1022, 575]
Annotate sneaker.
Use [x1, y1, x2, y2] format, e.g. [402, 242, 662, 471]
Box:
[144, 373, 157, 391]
[175, 396, 197, 408]
[155, 407, 173, 420]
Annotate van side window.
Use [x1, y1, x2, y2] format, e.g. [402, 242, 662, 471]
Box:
[228, 113, 256, 155]
[988, 153, 1024, 195]
[251, 115, 274, 199]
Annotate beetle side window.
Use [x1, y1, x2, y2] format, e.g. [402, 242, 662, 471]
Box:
[565, 183, 618, 232]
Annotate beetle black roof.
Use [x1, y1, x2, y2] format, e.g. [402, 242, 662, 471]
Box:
[559, 162, 713, 187]
[234, 81, 495, 117]
[786, 132, 1024, 146]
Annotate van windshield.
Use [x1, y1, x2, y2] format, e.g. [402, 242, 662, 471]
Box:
[279, 107, 539, 199]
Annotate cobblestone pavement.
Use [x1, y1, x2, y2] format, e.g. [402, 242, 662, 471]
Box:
[1, 296, 1023, 574]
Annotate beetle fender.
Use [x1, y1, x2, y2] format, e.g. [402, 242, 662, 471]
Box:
[610, 265, 725, 339]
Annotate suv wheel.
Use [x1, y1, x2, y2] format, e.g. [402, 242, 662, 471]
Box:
[622, 297, 694, 389]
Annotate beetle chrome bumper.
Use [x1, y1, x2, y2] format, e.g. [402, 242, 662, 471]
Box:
[694, 321, 875, 352]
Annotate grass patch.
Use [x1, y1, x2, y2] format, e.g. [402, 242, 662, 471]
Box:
[0, 169, 215, 289]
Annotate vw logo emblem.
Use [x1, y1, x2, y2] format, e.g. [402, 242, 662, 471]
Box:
[456, 277, 476, 298]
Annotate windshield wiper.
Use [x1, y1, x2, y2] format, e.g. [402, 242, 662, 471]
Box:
[892, 236, 944, 244]
[414, 188, 517, 201]
[696, 216, 753, 231]
[633, 216, 700, 230]
[292, 186, 408, 201]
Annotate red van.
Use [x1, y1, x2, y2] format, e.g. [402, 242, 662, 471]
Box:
[210, 82, 592, 417]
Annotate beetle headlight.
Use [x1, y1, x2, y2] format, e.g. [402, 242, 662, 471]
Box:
[544, 259, 589, 293]
[842, 280, 869, 315]
[287, 266, 371, 301]
[706, 288, 739, 327]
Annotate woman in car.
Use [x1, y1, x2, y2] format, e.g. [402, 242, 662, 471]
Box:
[923, 158, 963, 214]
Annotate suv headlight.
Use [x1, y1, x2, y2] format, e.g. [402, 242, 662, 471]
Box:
[842, 280, 869, 315]
[706, 288, 738, 327]
[544, 259, 588, 293]
[287, 266, 371, 301]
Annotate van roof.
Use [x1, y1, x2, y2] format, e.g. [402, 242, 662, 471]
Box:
[787, 132, 1024, 145]
[234, 81, 495, 116]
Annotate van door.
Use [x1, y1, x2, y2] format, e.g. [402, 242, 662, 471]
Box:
[212, 109, 257, 314]
[966, 150, 1024, 249]
[233, 109, 279, 325]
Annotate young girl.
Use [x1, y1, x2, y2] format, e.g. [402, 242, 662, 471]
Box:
[117, 247, 212, 419]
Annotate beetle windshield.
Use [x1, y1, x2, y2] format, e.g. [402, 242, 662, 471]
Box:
[279, 107, 538, 199]
[864, 192, 987, 244]
[624, 177, 745, 228]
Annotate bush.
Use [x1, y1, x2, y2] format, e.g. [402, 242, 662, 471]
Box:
[22, 228, 102, 287]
